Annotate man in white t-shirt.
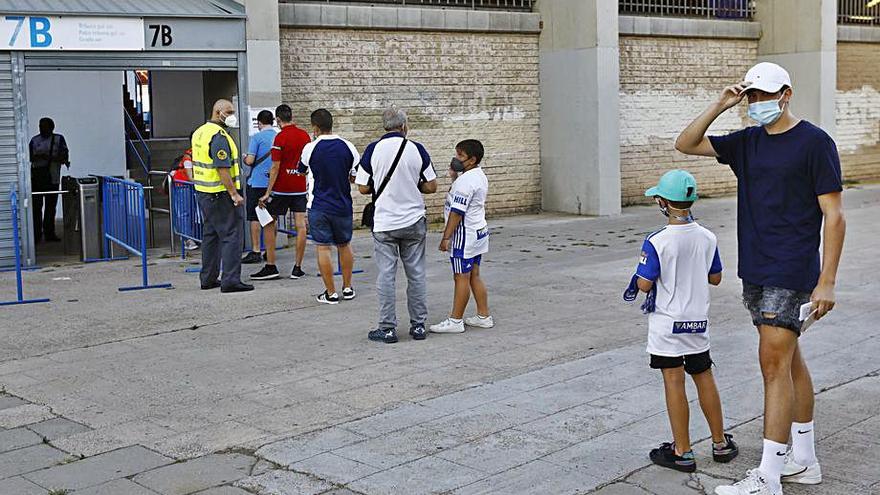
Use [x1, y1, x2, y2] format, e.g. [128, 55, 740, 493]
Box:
[430, 139, 494, 334]
[623, 169, 738, 474]
[355, 107, 437, 344]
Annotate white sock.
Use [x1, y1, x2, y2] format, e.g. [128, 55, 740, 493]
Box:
[450, 317, 463, 323]
[791, 421, 817, 466]
[758, 438, 787, 491]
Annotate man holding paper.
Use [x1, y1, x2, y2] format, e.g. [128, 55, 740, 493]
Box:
[675, 63, 846, 495]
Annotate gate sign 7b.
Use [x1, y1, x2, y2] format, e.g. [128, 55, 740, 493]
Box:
[2, 15, 145, 50]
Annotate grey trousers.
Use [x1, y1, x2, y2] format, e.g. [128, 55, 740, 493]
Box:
[372, 217, 428, 330]
[197, 192, 243, 288]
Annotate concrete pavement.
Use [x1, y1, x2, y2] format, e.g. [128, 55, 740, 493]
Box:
[0, 185, 878, 494]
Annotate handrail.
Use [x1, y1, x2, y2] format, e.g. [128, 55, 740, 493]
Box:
[124, 111, 152, 174]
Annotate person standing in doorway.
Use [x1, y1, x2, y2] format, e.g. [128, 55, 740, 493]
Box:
[191, 99, 253, 293]
[254, 104, 311, 280]
[675, 62, 845, 495]
[29, 117, 69, 243]
[242, 110, 277, 264]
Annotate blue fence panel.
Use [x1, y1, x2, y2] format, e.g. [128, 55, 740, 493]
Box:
[170, 179, 203, 260]
[101, 177, 173, 291]
[0, 186, 50, 306]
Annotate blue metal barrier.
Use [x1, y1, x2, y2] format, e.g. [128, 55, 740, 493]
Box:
[0, 187, 50, 306]
[101, 177, 173, 291]
[170, 179, 203, 260]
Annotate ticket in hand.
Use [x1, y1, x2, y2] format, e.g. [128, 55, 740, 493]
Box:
[799, 302, 818, 333]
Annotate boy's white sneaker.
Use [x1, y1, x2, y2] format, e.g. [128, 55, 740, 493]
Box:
[781, 452, 822, 485]
[464, 315, 494, 328]
[715, 470, 782, 495]
[429, 318, 465, 334]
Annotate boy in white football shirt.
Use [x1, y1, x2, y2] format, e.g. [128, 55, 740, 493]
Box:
[624, 170, 738, 473]
[430, 140, 493, 334]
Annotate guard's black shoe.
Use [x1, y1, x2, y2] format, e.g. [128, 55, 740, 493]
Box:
[221, 283, 254, 293]
[368, 328, 398, 344]
[713, 433, 739, 463]
[251, 264, 280, 280]
[241, 251, 262, 264]
[409, 324, 427, 341]
[649, 442, 696, 473]
[200, 280, 221, 290]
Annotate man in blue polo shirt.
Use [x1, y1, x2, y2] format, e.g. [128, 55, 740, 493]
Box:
[242, 110, 277, 264]
[675, 62, 846, 495]
[298, 109, 360, 304]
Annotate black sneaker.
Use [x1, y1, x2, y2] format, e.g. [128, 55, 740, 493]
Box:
[409, 324, 426, 340]
[342, 287, 356, 300]
[368, 328, 398, 344]
[649, 442, 696, 473]
[316, 290, 339, 305]
[712, 433, 739, 463]
[242, 251, 262, 264]
[251, 264, 280, 280]
[290, 265, 305, 279]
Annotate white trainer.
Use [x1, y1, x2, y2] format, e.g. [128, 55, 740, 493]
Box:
[429, 318, 465, 334]
[781, 452, 822, 485]
[464, 314, 495, 328]
[715, 469, 782, 495]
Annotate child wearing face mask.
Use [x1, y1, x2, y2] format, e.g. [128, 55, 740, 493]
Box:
[429, 139, 493, 334]
[623, 169, 739, 474]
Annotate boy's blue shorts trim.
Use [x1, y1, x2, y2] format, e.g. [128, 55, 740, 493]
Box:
[450, 255, 482, 274]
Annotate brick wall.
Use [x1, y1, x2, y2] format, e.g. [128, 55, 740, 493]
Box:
[618, 36, 757, 205]
[836, 42, 880, 183]
[279, 28, 541, 221]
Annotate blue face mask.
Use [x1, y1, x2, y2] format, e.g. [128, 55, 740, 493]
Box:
[748, 95, 785, 126]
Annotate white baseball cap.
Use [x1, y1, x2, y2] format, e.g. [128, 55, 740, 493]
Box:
[743, 62, 792, 93]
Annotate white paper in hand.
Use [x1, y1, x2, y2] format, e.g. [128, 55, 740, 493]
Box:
[799, 302, 818, 333]
[255, 206, 274, 227]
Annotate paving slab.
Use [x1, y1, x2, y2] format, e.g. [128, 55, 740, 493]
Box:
[133, 453, 256, 495]
[0, 475, 48, 494]
[235, 470, 335, 495]
[0, 427, 44, 452]
[290, 452, 381, 486]
[347, 456, 484, 495]
[26, 417, 91, 442]
[452, 459, 601, 495]
[0, 443, 70, 479]
[0, 395, 28, 411]
[73, 478, 160, 495]
[0, 404, 55, 429]
[23, 445, 172, 491]
[256, 427, 368, 467]
[194, 487, 254, 495]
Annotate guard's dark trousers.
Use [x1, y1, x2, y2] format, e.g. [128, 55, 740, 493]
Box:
[31, 167, 58, 241]
[197, 191, 244, 289]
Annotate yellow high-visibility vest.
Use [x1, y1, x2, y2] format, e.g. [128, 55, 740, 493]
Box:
[191, 122, 240, 193]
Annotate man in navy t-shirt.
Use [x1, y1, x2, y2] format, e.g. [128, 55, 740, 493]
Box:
[675, 63, 845, 495]
[297, 109, 360, 305]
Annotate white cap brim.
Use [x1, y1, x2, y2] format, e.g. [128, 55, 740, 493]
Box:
[745, 80, 785, 94]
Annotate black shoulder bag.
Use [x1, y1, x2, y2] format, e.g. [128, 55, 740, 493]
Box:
[362, 139, 407, 229]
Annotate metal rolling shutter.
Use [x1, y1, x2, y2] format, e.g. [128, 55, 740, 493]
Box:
[0, 53, 17, 267]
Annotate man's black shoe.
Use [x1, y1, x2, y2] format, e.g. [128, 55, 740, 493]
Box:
[290, 265, 306, 279]
[649, 442, 696, 473]
[200, 280, 221, 290]
[241, 251, 262, 264]
[712, 433, 739, 463]
[251, 264, 280, 280]
[409, 324, 427, 340]
[368, 328, 398, 344]
[221, 283, 254, 293]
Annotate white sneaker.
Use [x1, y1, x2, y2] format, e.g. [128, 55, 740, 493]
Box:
[429, 318, 465, 334]
[715, 469, 782, 495]
[464, 314, 495, 328]
[184, 240, 199, 251]
[781, 451, 822, 485]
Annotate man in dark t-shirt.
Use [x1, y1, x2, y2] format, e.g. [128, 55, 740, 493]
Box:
[675, 63, 845, 495]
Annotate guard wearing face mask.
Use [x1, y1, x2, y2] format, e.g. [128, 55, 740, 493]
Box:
[674, 62, 845, 495]
[191, 99, 253, 293]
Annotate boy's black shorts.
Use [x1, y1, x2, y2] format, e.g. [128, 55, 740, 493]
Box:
[650, 350, 713, 375]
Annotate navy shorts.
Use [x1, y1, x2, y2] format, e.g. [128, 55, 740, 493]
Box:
[451, 255, 482, 274]
[245, 186, 266, 222]
[309, 210, 353, 246]
[742, 281, 811, 335]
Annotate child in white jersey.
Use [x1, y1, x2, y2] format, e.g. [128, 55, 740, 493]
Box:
[430, 140, 493, 334]
[624, 169, 738, 473]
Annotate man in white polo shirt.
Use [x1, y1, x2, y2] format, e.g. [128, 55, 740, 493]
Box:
[356, 107, 438, 344]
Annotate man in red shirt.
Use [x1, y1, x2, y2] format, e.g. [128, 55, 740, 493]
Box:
[254, 104, 311, 280]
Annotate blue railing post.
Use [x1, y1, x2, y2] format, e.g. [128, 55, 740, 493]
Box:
[1, 187, 50, 306]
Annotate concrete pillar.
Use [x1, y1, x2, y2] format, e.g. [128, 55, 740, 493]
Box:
[755, 0, 837, 135]
[537, 0, 620, 216]
[242, 0, 282, 108]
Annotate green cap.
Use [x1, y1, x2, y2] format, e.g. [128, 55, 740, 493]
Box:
[645, 170, 699, 202]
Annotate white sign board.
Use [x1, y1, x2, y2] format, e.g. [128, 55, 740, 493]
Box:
[1, 15, 145, 50]
[248, 106, 280, 136]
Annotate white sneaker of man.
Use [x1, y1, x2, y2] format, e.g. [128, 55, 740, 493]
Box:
[781, 452, 822, 485]
[715, 469, 781, 495]
[464, 315, 495, 328]
[429, 318, 465, 334]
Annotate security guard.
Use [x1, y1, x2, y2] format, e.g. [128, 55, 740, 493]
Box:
[191, 99, 253, 293]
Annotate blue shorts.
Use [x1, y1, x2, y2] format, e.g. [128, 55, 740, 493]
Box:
[308, 210, 353, 246]
[451, 255, 482, 274]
